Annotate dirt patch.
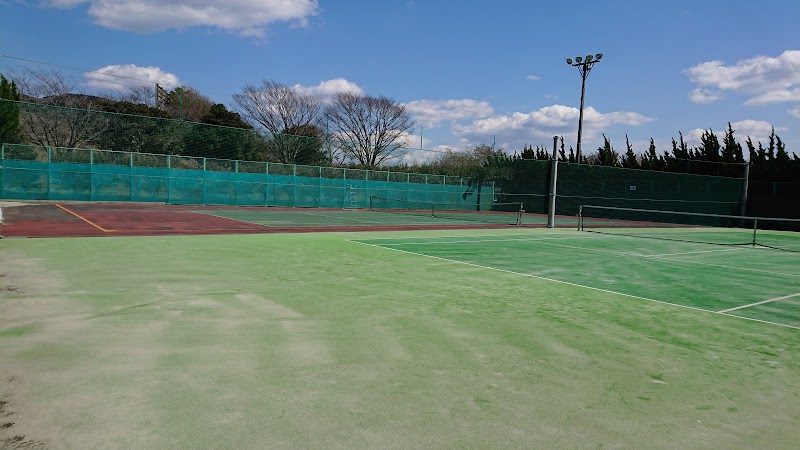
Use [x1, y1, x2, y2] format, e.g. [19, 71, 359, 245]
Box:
[0, 253, 75, 449]
[1, 251, 170, 448]
[235, 293, 303, 319]
[0, 377, 47, 450]
[0, 202, 32, 208]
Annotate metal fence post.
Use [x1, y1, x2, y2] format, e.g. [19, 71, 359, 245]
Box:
[547, 136, 559, 228]
[90, 149, 95, 201]
[47, 146, 52, 200]
[129, 151, 134, 202]
[0, 143, 4, 199]
[739, 163, 750, 217]
[167, 155, 171, 204]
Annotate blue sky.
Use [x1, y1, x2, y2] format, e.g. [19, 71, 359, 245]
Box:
[2, 0, 799, 162]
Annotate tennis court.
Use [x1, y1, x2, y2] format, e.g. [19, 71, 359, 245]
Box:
[353, 231, 800, 329]
[0, 200, 554, 237]
[1, 223, 798, 448]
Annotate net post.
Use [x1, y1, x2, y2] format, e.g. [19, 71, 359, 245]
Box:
[578, 205, 583, 231]
[752, 217, 757, 247]
[368, 194, 373, 211]
[517, 201, 524, 226]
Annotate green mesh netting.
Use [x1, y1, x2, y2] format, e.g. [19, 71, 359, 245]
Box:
[0, 144, 493, 209]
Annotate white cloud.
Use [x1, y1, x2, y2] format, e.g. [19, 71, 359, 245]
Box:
[377, 131, 439, 165]
[790, 106, 800, 119]
[395, 130, 422, 149]
[291, 78, 364, 101]
[43, 0, 86, 7]
[526, 75, 541, 81]
[84, 64, 181, 91]
[403, 99, 493, 128]
[688, 88, 722, 104]
[451, 104, 652, 151]
[745, 88, 800, 106]
[684, 120, 785, 147]
[684, 50, 800, 105]
[42, 0, 319, 37]
[731, 120, 784, 143]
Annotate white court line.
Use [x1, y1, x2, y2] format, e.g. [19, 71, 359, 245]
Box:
[717, 293, 800, 313]
[513, 239, 638, 257]
[191, 210, 271, 227]
[642, 248, 745, 258]
[296, 210, 387, 224]
[489, 239, 797, 279]
[649, 256, 797, 278]
[349, 240, 800, 331]
[361, 230, 579, 241]
[377, 233, 798, 278]
[366, 234, 600, 246]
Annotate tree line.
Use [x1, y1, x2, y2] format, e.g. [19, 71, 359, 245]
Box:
[0, 69, 415, 168]
[510, 123, 798, 183]
[1, 68, 798, 187]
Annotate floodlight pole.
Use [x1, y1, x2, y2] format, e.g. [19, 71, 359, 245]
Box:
[566, 53, 603, 163]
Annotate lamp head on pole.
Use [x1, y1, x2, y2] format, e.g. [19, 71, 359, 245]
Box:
[575, 56, 583, 63]
[566, 58, 573, 65]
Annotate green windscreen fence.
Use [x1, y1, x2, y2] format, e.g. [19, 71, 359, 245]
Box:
[0, 144, 495, 209]
[369, 195, 523, 225]
[1, 100, 747, 220]
[490, 158, 746, 217]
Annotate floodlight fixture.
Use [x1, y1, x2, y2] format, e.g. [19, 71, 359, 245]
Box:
[585, 54, 593, 62]
[566, 58, 573, 64]
[595, 53, 603, 60]
[575, 56, 583, 63]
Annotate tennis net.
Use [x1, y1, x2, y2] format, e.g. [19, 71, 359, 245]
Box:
[578, 205, 800, 252]
[369, 196, 523, 226]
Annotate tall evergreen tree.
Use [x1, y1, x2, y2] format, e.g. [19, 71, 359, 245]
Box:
[722, 122, 744, 163]
[0, 73, 21, 144]
[596, 134, 620, 167]
[767, 127, 776, 161]
[621, 134, 640, 169]
[745, 137, 757, 163]
[558, 136, 568, 162]
[775, 133, 789, 164]
[697, 129, 721, 162]
[519, 144, 536, 159]
[641, 138, 660, 170]
[675, 132, 690, 159]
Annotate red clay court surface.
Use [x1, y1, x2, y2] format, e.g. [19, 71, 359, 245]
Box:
[0, 202, 537, 238]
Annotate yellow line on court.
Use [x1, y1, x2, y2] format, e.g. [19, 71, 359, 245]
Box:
[56, 204, 116, 233]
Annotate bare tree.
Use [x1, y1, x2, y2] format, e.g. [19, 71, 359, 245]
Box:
[11, 68, 109, 148]
[113, 84, 157, 107]
[325, 93, 415, 167]
[232, 80, 324, 164]
[162, 87, 214, 122]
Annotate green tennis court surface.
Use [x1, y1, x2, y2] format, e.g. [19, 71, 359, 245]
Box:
[353, 232, 800, 328]
[2, 229, 798, 448]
